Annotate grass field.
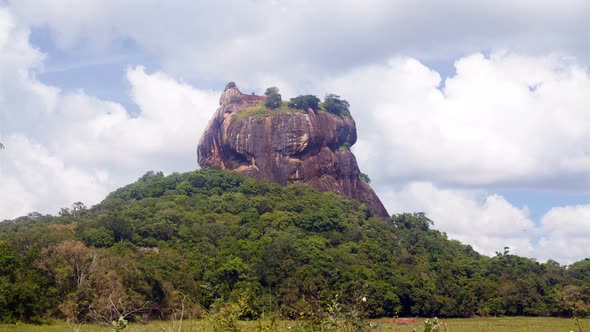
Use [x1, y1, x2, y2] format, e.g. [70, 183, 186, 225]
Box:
[0, 316, 586, 332]
[371, 316, 588, 331]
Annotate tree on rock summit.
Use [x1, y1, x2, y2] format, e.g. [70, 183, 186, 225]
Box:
[264, 87, 282, 109]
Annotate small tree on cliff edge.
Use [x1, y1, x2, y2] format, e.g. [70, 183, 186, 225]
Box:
[324, 94, 351, 117]
[264, 87, 282, 109]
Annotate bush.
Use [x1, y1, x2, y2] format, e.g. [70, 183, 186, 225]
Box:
[359, 172, 371, 184]
[288, 95, 320, 111]
[323, 94, 351, 117]
[264, 87, 282, 109]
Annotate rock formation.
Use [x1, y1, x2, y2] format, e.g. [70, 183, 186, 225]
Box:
[198, 85, 389, 218]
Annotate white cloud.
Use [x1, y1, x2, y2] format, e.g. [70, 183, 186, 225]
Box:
[379, 183, 590, 264]
[0, 172, 35, 218]
[0, 134, 110, 217]
[0, 8, 219, 219]
[6, 0, 589, 81]
[49, 67, 219, 171]
[536, 205, 590, 264]
[0, 7, 58, 123]
[331, 53, 590, 192]
[379, 182, 536, 258]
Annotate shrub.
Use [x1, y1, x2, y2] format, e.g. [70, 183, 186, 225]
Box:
[359, 172, 371, 184]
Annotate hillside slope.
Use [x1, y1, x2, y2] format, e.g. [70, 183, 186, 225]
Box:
[0, 169, 588, 323]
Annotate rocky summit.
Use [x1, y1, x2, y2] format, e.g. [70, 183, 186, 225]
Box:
[198, 85, 389, 218]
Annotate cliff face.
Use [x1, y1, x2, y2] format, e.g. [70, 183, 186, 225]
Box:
[198, 86, 389, 218]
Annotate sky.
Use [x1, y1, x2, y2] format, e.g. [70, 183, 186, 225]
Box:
[0, 0, 589, 264]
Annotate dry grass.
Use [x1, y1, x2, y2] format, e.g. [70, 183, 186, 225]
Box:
[233, 101, 305, 121]
[0, 316, 586, 332]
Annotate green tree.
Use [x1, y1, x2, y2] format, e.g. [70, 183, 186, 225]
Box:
[323, 94, 351, 117]
[288, 95, 320, 111]
[83, 227, 114, 248]
[0, 241, 51, 322]
[264, 87, 282, 109]
[554, 285, 590, 317]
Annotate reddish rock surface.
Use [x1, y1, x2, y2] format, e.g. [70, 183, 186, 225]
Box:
[198, 86, 389, 218]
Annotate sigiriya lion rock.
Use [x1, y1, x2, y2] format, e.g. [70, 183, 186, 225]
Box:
[198, 84, 389, 218]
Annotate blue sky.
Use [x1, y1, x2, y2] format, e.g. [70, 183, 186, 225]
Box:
[0, 1, 588, 264]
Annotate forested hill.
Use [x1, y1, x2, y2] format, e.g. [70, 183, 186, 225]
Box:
[0, 169, 588, 323]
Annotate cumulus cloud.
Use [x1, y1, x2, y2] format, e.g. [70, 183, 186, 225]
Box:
[6, 0, 589, 81]
[0, 7, 58, 122]
[49, 67, 219, 172]
[0, 8, 219, 219]
[326, 53, 590, 192]
[0, 134, 110, 218]
[536, 205, 590, 264]
[379, 182, 536, 258]
[379, 183, 590, 264]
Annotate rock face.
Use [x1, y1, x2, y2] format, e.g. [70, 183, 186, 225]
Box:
[198, 86, 389, 218]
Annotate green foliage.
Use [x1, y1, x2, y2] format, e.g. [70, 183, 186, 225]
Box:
[111, 316, 129, 332]
[0, 170, 588, 324]
[358, 172, 371, 184]
[264, 87, 282, 109]
[323, 94, 351, 117]
[288, 95, 320, 111]
[82, 227, 114, 247]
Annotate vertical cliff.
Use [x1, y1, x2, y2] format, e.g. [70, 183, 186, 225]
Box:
[198, 85, 389, 218]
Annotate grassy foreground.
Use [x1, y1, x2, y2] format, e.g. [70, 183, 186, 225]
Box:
[0, 317, 586, 332]
[372, 316, 588, 331]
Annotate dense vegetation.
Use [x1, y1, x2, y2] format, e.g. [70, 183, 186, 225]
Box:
[0, 169, 588, 324]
